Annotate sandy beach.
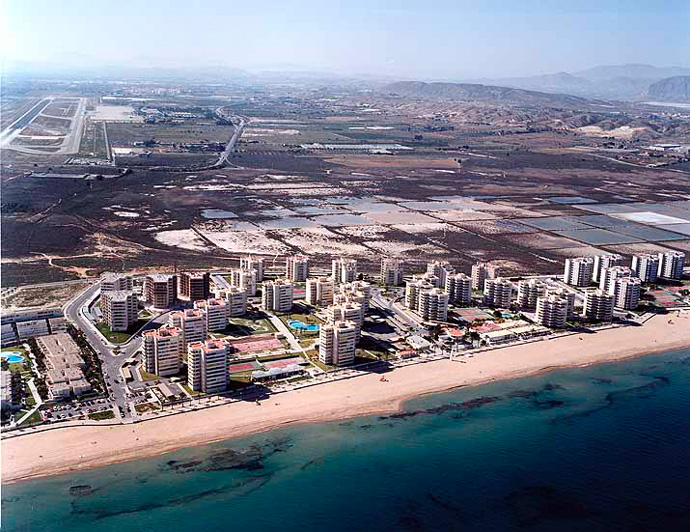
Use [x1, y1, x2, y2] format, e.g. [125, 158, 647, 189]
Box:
[3, 313, 690, 484]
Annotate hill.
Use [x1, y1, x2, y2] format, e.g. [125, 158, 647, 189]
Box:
[380, 81, 593, 108]
[647, 76, 690, 103]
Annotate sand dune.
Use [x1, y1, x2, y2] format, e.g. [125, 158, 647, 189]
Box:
[3, 313, 690, 484]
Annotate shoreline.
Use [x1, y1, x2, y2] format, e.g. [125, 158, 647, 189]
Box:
[3, 313, 690, 485]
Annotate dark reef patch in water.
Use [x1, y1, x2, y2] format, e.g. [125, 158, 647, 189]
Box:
[380, 396, 502, 421]
[69, 485, 97, 497]
[498, 485, 592, 527]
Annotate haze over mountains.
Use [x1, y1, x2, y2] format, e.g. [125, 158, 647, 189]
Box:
[471, 64, 690, 101]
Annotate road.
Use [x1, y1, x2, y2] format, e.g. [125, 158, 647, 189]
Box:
[64, 282, 142, 421]
[214, 113, 247, 167]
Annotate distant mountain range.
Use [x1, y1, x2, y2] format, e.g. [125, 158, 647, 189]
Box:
[472, 64, 690, 101]
[380, 81, 595, 108]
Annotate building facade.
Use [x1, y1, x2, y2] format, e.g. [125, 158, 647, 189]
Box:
[168, 308, 207, 345]
[658, 251, 685, 281]
[631, 253, 660, 283]
[471, 262, 501, 291]
[101, 272, 133, 292]
[194, 298, 229, 332]
[483, 277, 513, 308]
[418, 287, 449, 321]
[583, 289, 614, 322]
[327, 301, 364, 341]
[240, 256, 266, 282]
[536, 294, 569, 328]
[230, 268, 257, 296]
[516, 279, 546, 308]
[593, 254, 623, 283]
[427, 261, 455, 288]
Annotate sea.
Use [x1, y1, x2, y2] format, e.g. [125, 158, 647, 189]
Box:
[3, 348, 690, 531]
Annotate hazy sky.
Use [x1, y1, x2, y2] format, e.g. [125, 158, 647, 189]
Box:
[2, 0, 689, 78]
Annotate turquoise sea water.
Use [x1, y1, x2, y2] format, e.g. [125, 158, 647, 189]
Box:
[3, 348, 690, 531]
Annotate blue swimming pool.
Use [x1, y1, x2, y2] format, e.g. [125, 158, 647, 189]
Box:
[1, 351, 25, 364]
[287, 320, 320, 332]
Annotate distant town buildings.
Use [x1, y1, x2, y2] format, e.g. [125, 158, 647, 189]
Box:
[240, 256, 266, 282]
[658, 251, 685, 281]
[168, 308, 207, 345]
[517, 279, 546, 309]
[471, 262, 501, 291]
[144, 274, 177, 309]
[101, 290, 138, 332]
[564, 257, 594, 287]
[483, 277, 513, 308]
[445, 273, 472, 305]
[101, 272, 133, 292]
[142, 326, 184, 377]
[631, 254, 660, 283]
[583, 289, 614, 322]
[319, 320, 357, 366]
[187, 339, 232, 393]
[332, 258, 358, 284]
[179, 271, 211, 302]
[306, 277, 335, 306]
[380, 258, 403, 286]
[593, 254, 623, 283]
[262, 279, 294, 312]
[285, 255, 309, 282]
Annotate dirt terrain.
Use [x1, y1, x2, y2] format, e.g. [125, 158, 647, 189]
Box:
[2, 84, 689, 286]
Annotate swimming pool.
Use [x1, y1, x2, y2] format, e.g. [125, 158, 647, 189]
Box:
[287, 320, 320, 332]
[1, 351, 25, 364]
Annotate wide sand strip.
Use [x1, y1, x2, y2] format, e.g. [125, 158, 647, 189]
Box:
[3, 313, 690, 484]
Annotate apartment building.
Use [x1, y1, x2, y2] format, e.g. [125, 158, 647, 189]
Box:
[545, 287, 576, 320]
[144, 274, 177, 309]
[516, 279, 546, 309]
[168, 308, 207, 345]
[563, 257, 594, 287]
[583, 289, 614, 322]
[658, 251, 685, 281]
[593, 254, 623, 283]
[599, 266, 635, 293]
[610, 276, 641, 310]
[380, 258, 403, 286]
[101, 290, 138, 332]
[194, 298, 229, 332]
[178, 271, 210, 302]
[230, 268, 257, 296]
[427, 261, 455, 288]
[319, 320, 357, 366]
[261, 279, 294, 312]
[338, 281, 372, 312]
[285, 255, 309, 282]
[471, 262, 502, 291]
[631, 253, 660, 283]
[240, 256, 266, 282]
[101, 272, 133, 292]
[405, 279, 434, 310]
[306, 277, 335, 306]
[187, 339, 233, 393]
[142, 326, 184, 377]
[536, 294, 570, 329]
[445, 273, 472, 305]
[332, 258, 358, 284]
[483, 277, 513, 308]
[216, 286, 248, 317]
[327, 301, 364, 341]
[418, 287, 449, 321]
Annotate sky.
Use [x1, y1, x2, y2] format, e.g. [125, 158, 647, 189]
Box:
[2, 0, 689, 79]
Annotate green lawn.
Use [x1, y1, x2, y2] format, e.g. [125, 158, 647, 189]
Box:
[96, 320, 148, 344]
[88, 410, 115, 421]
[139, 369, 160, 382]
[19, 410, 43, 427]
[227, 316, 276, 335]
